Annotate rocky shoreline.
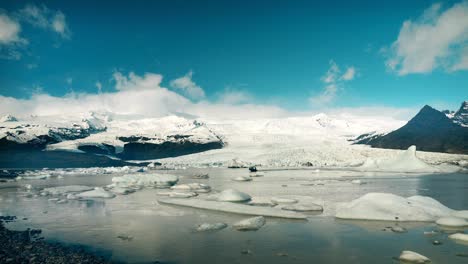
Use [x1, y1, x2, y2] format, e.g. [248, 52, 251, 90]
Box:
[0, 216, 112, 264]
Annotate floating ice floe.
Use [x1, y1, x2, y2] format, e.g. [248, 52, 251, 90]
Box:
[76, 187, 116, 199]
[247, 197, 277, 207]
[358, 145, 460, 173]
[449, 233, 468, 244]
[233, 216, 266, 231]
[171, 183, 211, 193]
[169, 192, 198, 198]
[195, 223, 228, 232]
[435, 217, 468, 228]
[158, 198, 306, 219]
[217, 189, 251, 202]
[110, 173, 179, 189]
[42, 185, 95, 196]
[281, 203, 323, 212]
[271, 197, 298, 204]
[232, 176, 252, 182]
[398, 250, 430, 263]
[335, 193, 454, 221]
[249, 173, 264, 177]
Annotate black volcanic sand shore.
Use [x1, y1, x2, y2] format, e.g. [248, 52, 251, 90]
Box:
[0, 216, 113, 264]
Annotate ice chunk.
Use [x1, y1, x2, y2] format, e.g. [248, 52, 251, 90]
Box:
[169, 192, 198, 198]
[232, 176, 252, 182]
[281, 203, 323, 212]
[111, 173, 178, 188]
[171, 183, 211, 193]
[217, 189, 251, 202]
[452, 210, 468, 219]
[77, 187, 116, 199]
[435, 217, 468, 227]
[195, 223, 227, 232]
[42, 185, 94, 196]
[271, 197, 298, 204]
[449, 233, 468, 244]
[158, 198, 307, 219]
[233, 216, 265, 231]
[398, 251, 430, 263]
[358, 145, 456, 173]
[247, 197, 277, 207]
[335, 193, 453, 221]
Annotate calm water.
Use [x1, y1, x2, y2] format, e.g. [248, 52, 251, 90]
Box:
[1, 168, 468, 263]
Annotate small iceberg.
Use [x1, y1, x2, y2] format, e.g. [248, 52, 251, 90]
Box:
[435, 217, 468, 228]
[217, 189, 251, 202]
[77, 187, 116, 199]
[358, 145, 459, 173]
[42, 185, 95, 196]
[233, 216, 265, 231]
[449, 233, 468, 244]
[232, 176, 252, 182]
[111, 173, 178, 189]
[195, 223, 228, 232]
[271, 197, 298, 204]
[335, 193, 453, 221]
[171, 183, 211, 193]
[398, 250, 430, 263]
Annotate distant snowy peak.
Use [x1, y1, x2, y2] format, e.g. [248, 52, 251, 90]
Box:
[453, 101, 468, 127]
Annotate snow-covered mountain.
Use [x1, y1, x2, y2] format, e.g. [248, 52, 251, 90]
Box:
[357, 103, 468, 154]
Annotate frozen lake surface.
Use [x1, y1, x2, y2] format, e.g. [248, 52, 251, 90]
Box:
[1, 168, 468, 263]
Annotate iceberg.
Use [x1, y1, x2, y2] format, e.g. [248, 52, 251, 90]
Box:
[195, 223, 228, 232]
[158, 198, 307, 219]
[76, 187, 116, 199]
[42, 185, 95, 196]
[449, 233, 468, 244]
[110, 173, 179, 189]
[233, 216, 266, 231]
[217, 189, 251, 202]
[435, 217, 468, 227]
[281, 204, 323, 212]
[398, 251, 430, 263]
[170, 183, 211, 193]
[358, 145, 458, 173]
[335, 193, 453, 221]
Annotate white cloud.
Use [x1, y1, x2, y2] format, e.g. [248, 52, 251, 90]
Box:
[18, 4, 71, 38]
[341, 67, 356, 81]
[0, 14, 22, 45]
[0, 71, 286, 120]
[309, 61, 357, 106]
[217, 88, 251, 105]
[113, 71, 164, 91]
[385, 1, 468, 75]
[170, 71, 206, 100]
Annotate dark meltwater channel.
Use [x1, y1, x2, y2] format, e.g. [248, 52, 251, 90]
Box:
[1, 169, 468, 264]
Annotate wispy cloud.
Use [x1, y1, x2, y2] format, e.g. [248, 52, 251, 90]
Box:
[18, 4, 71, 38]
[384, 1, 468, 75]
[309, 60, 357, 106]
[170, 70, 206, 100]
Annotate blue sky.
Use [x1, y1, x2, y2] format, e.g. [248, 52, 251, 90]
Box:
[0, 0, 467, 115]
